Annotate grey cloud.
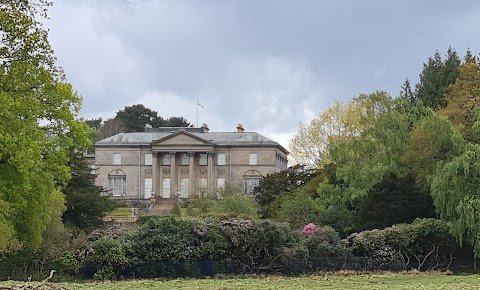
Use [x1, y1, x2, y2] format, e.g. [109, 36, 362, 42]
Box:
[45, 0, 480, 147]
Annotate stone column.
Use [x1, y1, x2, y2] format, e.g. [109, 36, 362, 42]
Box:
[170, 152, 176, 198]
[189, 152, 195, 197]
[207, 152, 214, 189]
[158, 153, 163, 197]
[152, 152, 157, 198]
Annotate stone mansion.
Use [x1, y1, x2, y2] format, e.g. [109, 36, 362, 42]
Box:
[94, 124, 288, 201]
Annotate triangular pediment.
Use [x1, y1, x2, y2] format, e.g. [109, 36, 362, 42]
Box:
[151, 130, 213, 146]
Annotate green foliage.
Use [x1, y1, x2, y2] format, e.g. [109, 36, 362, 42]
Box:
[431, 143, 480, 256]
[438, 55, 480, 142]
[345, 219, 467, 270]
[114, 104, 191, 133]
[62, 151, 119, 231]
[0, 0, 91, 252]
[331, 92, 414, 193]
[304, 225, 347, 270]
[171, 203, 182, 217]
[274, 189, 322, 230]
[254, 165, 318, 218]
[404, 112, 465, 190]
[356, 174, 435, 231]
[53, 251, 79, 278]
[415, 47, 461, 110]
[89, 237, 128, 280]
[209, 194, 258, 220]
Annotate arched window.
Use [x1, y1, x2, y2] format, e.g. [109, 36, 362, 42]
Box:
[243, 170, 262, 195]
[108, 170, 126, 197]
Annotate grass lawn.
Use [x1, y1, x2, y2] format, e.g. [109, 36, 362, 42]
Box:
[2, 272, 480, 290]
[107, 207, 134, 217]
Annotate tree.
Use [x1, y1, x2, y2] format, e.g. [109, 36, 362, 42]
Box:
[431, 144, 480, 256]
[415, 47, 461, 110]
[112, 104, 192, 133]
[288, 99, 366, 168]
[254, 165, 318, 218]
[356, 174, 435, 232]
[115, 104, 162, 132]
[99, 117, 128, 138]
[400, 78, 416, 105]
[330, 92, 414, 193]
[0, 0, 90, 251]
[438, 54, 480, 143]
[164, 116, 191, 127]
[403, 112, 465, 190]
[62, 152, 118, 231]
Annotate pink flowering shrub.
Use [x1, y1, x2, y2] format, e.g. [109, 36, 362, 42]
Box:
[303, 223, 317, 236]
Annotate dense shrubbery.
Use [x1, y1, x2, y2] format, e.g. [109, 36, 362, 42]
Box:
[2, 216, 473, 280]
[345, 218, 472, 271]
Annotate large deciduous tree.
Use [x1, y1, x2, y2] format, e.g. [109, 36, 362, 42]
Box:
[431, 144, 480, 256]
[0, 0, 90, 252]
[288, 99, 365, 168]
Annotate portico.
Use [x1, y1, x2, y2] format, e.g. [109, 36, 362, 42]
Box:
[150, 130, 215, 198]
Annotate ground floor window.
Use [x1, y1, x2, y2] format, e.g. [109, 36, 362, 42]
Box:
[181, 178, 189, 198]
[244, 177, 261, 195]
[217, 178, 226, 188]
[144, 177, 152, 199]
[109, 176, 126, 196]
[163, 178, 170, 197]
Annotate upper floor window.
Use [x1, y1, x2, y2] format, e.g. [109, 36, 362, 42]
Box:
[145, 153, 152, 165]
[181, 153, 189, 165]
[249, 153, 257, 165]
[199, 153, 208, 166]
[113, 153, 121, 165]
[217, 153, 226, 166]
[162, 154, 171, 165]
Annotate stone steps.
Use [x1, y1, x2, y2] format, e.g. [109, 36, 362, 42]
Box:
[142, 198, 180, 216]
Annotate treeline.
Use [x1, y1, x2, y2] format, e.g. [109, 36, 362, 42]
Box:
[276, 48, 480, 257]
[86, 104, 192, 141]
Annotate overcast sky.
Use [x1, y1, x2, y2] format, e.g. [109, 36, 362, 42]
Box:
[44, 0, 480, 148]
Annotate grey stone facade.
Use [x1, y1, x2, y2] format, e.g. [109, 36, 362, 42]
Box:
[94, 126, 288, 201]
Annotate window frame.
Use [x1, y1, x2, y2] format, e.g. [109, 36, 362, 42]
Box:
[249, 153, 257, 165]
[113, 153, 121, 165]
[144, 177, 153, 198]
[199, 153, 208, 166]
[162, 154, 171, 166]
[145, 153, 153, 166]
[108, 176, 126, 196]
[244, 177, 261, 195]
[181, 153, 189, 166]
[217, 153, 226, 166]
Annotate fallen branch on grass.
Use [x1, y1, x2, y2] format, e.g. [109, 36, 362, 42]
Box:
[0, 270, 69, 290]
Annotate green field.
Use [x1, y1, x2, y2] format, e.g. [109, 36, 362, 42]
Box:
[2, 272, 480, 290]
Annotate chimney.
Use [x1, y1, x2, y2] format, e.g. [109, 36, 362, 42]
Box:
[236, 124, 244, 133]
[201, 123, 209, 133]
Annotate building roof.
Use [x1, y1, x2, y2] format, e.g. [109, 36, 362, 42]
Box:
[95, 130, 288, 154]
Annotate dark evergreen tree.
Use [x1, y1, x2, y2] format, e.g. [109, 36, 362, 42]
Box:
[355, 174, 435, 231]
[62, 152, 118, 231]
[414, 47, 460, 110]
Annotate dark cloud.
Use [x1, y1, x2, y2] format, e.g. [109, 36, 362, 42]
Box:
[45, 0, 480, 146]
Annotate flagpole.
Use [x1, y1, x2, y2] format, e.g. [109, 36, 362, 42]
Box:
[196, 98, 199, 127]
